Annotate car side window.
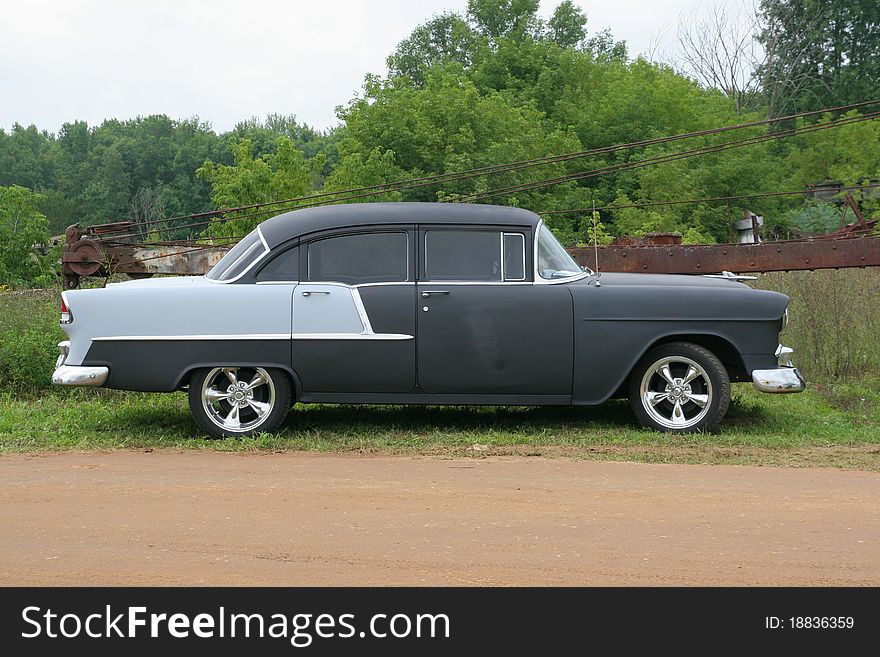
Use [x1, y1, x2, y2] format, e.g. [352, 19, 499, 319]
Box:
[502, 233, 526, 281]
[307, 232, 408, 285]
[256, 245, 299, 281]
[424, 229, 527, 282]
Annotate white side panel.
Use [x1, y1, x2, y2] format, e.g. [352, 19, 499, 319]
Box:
[292, 284, 364, 335]
[61, 281, 295, 365]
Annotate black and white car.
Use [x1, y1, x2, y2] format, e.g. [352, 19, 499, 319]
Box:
[53, 202, 805, 437]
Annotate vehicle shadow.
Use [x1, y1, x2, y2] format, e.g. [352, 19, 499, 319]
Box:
[285, 401, 640, 433]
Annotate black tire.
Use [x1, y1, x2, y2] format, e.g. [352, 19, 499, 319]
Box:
[188, 366, 292, 439]
[628, 342, 730, 433]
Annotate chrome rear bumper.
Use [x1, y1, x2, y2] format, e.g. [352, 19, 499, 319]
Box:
[51, 341, 108, 387]
[751, 344, 805, 393]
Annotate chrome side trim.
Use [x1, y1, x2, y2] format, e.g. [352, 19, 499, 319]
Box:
[206, 226, 271, 284]
[52, 364, 109, 387]
[416, 281, 534, 286]
[355, 281, 416, 288]
[752, 368, 805, 393]
[292, 333, 414, 340]
[257, 225, 269, 251]
[92, 334, 290, 341]
[502, 232, 527, 281]
[350, 287, 375, 334]
[534, 220, 589, 285]
[256, 280, 299, 285]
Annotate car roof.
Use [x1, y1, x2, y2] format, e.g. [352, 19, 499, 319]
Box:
[259, 202, 541, 248]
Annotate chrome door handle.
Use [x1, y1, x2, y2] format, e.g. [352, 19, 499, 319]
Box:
[421, 290, 450, 298]
[301, 291, 330, 297]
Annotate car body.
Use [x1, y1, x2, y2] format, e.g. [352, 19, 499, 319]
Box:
[53, 202, 805, 437]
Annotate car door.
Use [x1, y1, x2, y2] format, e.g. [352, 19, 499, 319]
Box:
[290, 227, 417, 393]
[416, 226, 573, 395]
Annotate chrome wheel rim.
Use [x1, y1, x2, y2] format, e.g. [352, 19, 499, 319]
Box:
[201, 367, 276, 433]
[639, 356, 712, 430]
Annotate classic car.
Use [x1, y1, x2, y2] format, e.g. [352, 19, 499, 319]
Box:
[52, 202, 805, 437]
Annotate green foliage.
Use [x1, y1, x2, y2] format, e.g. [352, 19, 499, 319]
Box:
[0, 114, 337, 238]
[781, 202, 842, 234]
[387, 12, 480, 85]
[1, 1, 878, 258]
[546, 0, 588, 48]
[0, 289, 62, 393]
[322, 148, 405, 201]
[575, 211, 613, 247]
[758, 0, 880, 116]
[755, 269, 880, 380]
[0, 186, 57, 287]
[197, 138, 325, 236]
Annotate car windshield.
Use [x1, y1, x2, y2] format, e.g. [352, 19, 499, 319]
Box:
[537, 224, 583, 280]
[206, 229, 268, 282]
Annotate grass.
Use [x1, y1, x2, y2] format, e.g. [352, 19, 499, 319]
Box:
[1, 380, 878, 470]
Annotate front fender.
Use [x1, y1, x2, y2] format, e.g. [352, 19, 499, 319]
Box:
[569, 283, 787, 404]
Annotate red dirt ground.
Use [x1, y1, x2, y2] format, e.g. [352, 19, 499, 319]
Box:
[1, 451, 878, 585]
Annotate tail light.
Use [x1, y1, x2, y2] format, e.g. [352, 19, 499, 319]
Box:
[60, 295, 73, 324]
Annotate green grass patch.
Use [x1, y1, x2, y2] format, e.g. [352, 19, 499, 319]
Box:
[1, 381, 878, 469]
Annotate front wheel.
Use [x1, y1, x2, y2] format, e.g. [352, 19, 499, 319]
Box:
[628, 342, 730, 433]
[188, 366, 292, 438]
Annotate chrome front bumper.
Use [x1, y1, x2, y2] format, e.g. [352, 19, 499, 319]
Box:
[751, 344, 805, 393]
[51, 341, 108, 387]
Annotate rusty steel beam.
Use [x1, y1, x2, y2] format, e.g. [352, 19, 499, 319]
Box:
[60, 223, 879, 289]
[569, 236, 880, 274]
[60, 223, 227, 288]
[106, 244, 225, 276]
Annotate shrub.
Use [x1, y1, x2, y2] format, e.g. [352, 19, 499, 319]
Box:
[0, 289, 63, 394]
[754, 269, 880, 380]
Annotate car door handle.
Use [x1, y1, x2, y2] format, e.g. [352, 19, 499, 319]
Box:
[421, 290, 450, 298]
[301, 291, 331, 297]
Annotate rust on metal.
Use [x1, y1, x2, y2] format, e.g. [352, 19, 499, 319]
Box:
[108, 245, 225, 276]
[87, 221, 137, 235]
[570, 236, 880, 274]
[59, 223, 227, 288]
[59, 214, 878, 289]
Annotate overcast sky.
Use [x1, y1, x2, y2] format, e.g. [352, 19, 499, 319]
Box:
[1, 0, 703, 134]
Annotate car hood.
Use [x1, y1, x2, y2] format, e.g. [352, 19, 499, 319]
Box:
[575, 272, 751, 289]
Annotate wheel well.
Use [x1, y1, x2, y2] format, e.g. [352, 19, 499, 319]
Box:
[610, 334, 748, 398]
[645, 334, 748, 381]
[176, 365, 301, 400]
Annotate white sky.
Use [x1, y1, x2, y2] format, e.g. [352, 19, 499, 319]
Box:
[0, 0, 704, 134]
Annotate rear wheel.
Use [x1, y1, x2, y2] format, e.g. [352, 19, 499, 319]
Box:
[188, 366, 291, 438]
[628, 342, 730, 433]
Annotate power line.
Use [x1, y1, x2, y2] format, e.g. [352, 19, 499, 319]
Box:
[102, 98, 880, 238]
[454, 112, 879, 203]
[539, 182, 880, 214]
[114, 109, 880, 264]
[151, 110, 878, 236]
[122, 180, 880, 267]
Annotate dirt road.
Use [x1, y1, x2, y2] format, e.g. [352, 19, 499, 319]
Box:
[1, 451, 877, 586]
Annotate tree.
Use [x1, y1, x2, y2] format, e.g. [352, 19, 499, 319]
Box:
[387, 13, 480, 85]
[196, 137, 325, 236]
[545, 0, 587, 48]
[0, 186, 54, 286]
[676, 3, 765, 112]
[758, 0, 880, 115]
[466, 0, 541, 42]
